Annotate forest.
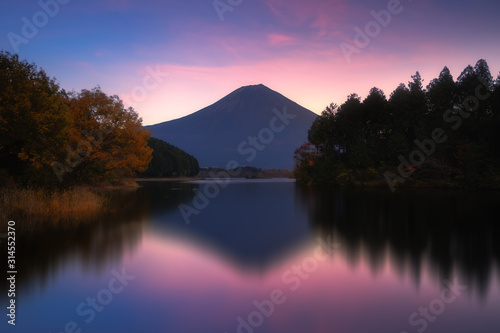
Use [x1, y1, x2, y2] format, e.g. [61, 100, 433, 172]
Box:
[0, 52, 198, 188]
[0, 51, 152, 187]
[0, 52, 201, 222]
[139, 137, 199, 178]
[294, 59, 500, 190]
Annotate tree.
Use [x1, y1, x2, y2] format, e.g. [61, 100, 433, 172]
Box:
[387, 83, 412, 159]
[363, 87, 388, 163]
[0, 51, 69, 185]
[453, 60, 494, 146]
[474, 59, 494, 91]
[62, 88, 152, 185]
[491, 82, 500, 160]
[295, 59, 500, 188]
[426, 67, 457, 161]
[426, 66, 457, 115]
[407, 71, 428, 140]
[456, 64, 478, 108]
[308, 103, 337, 156]
[473, 60, 494, 125]
[334, 94, 373, 168]
[1, 52, 156, 187]
[140, 137, 199, 178]
[293, 142, 318, 185]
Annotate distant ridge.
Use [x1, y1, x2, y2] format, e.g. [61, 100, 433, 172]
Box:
[146, 84, 317, 170]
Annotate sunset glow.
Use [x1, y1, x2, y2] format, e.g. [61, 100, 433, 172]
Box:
[2, 0, 499, 125]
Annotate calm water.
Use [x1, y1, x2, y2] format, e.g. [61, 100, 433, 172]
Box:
[1, 179, 500, 333]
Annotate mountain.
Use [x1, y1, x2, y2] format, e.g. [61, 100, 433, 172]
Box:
[146, 84, 318, 170]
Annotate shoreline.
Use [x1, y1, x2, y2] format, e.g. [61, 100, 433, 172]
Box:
[135, 177, 204, 182]
[298, 177, 500, 191]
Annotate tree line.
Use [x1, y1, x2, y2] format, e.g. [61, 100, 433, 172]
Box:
[294, 59, 500, 189]
[0, 52, 198, 187]
[139, 137, 199, 178]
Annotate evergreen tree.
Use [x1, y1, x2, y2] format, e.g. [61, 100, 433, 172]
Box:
[387, 84, 412, 158]
[407, 71, 428, 141]
[363, 87, 388, 164]
[294, 59, 500, 188]
[140, 137, 199, 178]
[426, 66, 457, 161]
[474, 59, 494, 90]
[308, 103, 337, 156]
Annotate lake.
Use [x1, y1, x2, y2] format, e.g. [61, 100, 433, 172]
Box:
[1, 179, 500, 333]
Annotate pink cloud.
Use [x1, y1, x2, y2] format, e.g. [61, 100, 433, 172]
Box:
[263, 0, 349, 37]
[267, 33, 296, 46]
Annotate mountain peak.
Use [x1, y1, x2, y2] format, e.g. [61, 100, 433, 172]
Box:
[147, 85, 317, 169]
[242, 83, 266, 88]
[233, 83, 272, 94]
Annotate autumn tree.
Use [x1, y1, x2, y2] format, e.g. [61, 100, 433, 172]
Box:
[0, 51, 69, 185]
[59, 88, 153, 185]
[293, 142, 319, 185]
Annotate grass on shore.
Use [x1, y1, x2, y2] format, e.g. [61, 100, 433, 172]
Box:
[0, 187, 106, 225]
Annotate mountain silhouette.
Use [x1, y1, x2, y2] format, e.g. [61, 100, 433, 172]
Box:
[147, 84, 317, 170]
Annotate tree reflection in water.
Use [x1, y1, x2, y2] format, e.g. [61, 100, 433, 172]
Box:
[296, 186, 500, 298]
[0, 182, 198, 301]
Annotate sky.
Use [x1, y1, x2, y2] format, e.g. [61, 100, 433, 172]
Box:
[1, 0, 499, 125]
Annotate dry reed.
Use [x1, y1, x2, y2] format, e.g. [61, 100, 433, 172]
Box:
[0, 187, 106, 225]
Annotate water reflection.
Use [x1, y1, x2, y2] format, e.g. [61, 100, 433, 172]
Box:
[3, 182, 499, 301]
[0, 186, 196, 301]
[145, 179, 312, 271]
[297, 186, 500, 298]
[1, 181, 500, 333]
